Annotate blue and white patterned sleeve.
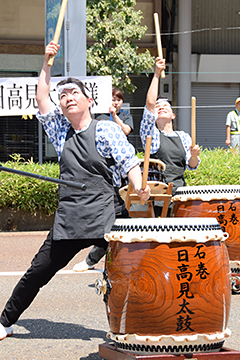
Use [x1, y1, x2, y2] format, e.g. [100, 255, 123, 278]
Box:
[96, 121, 140, 187]
[140, 107, 160, 153]
[177, 131, 200, 170]
[36, 106, 71, 160]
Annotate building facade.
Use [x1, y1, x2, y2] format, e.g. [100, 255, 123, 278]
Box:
[0, 0, 240, 161]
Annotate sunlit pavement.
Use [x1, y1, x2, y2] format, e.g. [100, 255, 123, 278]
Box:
[0, 231, 239, 359]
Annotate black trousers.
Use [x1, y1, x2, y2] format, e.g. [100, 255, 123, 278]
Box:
[0, 228, 108, 327]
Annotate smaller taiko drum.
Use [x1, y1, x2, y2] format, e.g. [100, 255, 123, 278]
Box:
[172, 185, 240, 275]
[97, 217, 231, 355]
[119, 158, 169, 205]
[120, 158, 166, 187]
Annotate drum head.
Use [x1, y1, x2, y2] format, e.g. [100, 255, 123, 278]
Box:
[173, 185, 240, 201]
[105, 217, 227, 243]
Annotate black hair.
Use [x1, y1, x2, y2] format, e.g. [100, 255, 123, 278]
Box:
[57, 77, 89, 99]
[112, 87, 124, 101]
[156, 95, 169, 102]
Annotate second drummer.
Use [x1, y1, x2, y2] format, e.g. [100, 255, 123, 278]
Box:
[140, 57, 201, 216]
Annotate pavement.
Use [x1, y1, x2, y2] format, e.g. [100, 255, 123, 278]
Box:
[0, 231, 240, 360]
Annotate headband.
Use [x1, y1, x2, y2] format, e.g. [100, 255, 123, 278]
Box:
[155, 99, 171, 107]
[56, 83, 81, 96]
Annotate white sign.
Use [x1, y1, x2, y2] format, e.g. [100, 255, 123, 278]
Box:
[0, 76, 112, 117]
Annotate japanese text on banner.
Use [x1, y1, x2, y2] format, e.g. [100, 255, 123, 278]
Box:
[0, 76, 112, 117]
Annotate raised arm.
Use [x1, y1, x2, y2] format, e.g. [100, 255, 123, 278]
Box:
[36, 41, 60, 115]
[109, 106, 132, 135]
[188, 144, 201, 168]
[146, 57, 166, 113]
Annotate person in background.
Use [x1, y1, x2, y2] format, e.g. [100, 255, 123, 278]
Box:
[140, 57, 200, 217]
[0, 41, 150, 340]
[95, 87, 134, 136]
[73, 87, 134, 272]
[225, 97, 240, 150]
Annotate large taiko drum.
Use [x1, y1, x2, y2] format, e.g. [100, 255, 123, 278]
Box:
[98, 218, 231, 355]
[172, 185, 240, 273]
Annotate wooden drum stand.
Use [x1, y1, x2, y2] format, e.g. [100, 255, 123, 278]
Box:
[99, 343, 240, 360]
[119, 158, 173, 218]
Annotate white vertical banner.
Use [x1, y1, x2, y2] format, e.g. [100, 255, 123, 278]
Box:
[0, 76, 112, 117]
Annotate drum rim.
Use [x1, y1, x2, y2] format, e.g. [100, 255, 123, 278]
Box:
[107, 328, 231, 354]
[105, 218, 227, 244]
[105, 218, 228, 243]
[176, 185, 240, 190]
[173, 185, 240, 200]
[174, 185, 240, 194]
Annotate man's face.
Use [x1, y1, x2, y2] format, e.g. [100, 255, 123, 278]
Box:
[236, 102, 240, 112]
[59, 87, 91, 117]
[155, 100, 175, 121]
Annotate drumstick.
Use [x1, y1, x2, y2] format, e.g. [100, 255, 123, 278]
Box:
[140, 135, 152, 205]
[48, 0, 68, 67]
[153, 13, 165, 79]
[191, 96, 196, 147]
[228, 145, 237, 156]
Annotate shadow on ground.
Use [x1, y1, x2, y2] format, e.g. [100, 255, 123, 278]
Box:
[15, 319, 108, 341]
[79, 353, 103, 360]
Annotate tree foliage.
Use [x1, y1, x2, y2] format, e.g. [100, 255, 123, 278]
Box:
[86, 0, 155, 93]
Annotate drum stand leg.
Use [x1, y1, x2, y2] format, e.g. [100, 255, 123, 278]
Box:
[124, 182, 173, 218]
[99, 343, 240, 360]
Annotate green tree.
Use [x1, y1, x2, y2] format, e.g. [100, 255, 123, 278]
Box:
[86, 0, 155, 93]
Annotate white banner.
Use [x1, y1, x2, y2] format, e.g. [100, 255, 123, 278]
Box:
[0, 76, 112, 117]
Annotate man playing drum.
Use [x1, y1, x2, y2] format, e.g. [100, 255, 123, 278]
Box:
[140, 57, 200, 216]
[0, 41, 150, 340]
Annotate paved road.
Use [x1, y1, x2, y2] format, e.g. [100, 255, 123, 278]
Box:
[0, 231, 239, 360]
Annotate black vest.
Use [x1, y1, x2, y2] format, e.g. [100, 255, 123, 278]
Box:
[53, 120, 115, 240]
[151, 132, 186, 196]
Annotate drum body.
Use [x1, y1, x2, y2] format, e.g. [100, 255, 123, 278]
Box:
[172, 185, 240, 264]
[104, 218, 231, 355]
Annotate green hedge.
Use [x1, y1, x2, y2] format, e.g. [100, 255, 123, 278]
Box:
[0, 155, 59, 216]
[0, 148, 239, 215]
[184, 147, 240, 186]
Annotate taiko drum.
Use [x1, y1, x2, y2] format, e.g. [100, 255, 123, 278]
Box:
[102, 217, 231, 355]
[172, 185, 240, 265]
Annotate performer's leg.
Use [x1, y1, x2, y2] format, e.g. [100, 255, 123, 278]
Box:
[0, 229, 103, 327]
[86, 245, 107, 266]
